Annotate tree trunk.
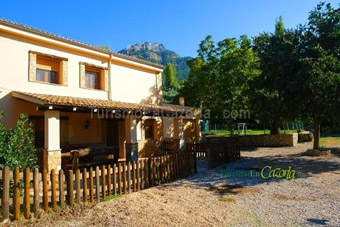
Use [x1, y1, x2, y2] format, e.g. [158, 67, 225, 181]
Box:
[313, 114, 321, 150]
[270, 126, 281, 135]
[227, 122, 234, 135]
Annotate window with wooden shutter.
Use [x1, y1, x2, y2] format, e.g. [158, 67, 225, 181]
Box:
[29, 51, 68, 85]
[80, 62, 108, 91]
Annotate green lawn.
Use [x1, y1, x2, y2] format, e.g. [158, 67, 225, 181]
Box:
[202, 129, 299, 136]
[320, 133, 340, 147]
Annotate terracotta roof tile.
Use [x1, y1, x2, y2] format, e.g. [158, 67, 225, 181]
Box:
[12, 91, 181, 114]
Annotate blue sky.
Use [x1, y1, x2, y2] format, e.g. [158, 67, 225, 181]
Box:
[1, 0, 339, 57]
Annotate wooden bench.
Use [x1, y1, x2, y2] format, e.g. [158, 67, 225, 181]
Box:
[63, 146, 119, 170]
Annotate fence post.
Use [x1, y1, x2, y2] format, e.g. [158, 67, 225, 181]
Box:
[148, 158, 153, 187]
[95, 166, 100, 201]
[128, 162, 132, 193]
[43, 168, 49, 212]
[137, 161, 140, 191]
[83, 168, 88, 203]
[67, 170, 74, 206]
[101, 165, 106, 199]
[144, 159, 148, 189]
[131, 162, 135, 192]
[59, 169, 65, 208]
[207, 147, 211, 169]
[141, 160, 144, 190]
[113, 163, 117, 196]
[107, 165, 111, 197]
[2, 166, 9, 222]
[123, 162, 127, 194]
[193, 148, 198, 174]
[75, 169, 81, 204]
[89, 167, 94, 203]
[34, 168, 40, 217]
[13, 167, 20, 220]
[24, 167, 31, 219]
[51, 169, 57, 211]
[118, 163, 122, 195]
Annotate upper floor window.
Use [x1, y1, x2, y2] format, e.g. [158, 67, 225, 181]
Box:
[80, 62, 109, 91]
[29, 51, 68, 86]
[36, 56, 60, 84]
[85, 68, 101, 89]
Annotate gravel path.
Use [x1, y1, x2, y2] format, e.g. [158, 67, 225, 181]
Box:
[11, 142, 340, 227]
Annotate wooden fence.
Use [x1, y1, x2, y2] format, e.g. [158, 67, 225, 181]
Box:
[0, 152, 194, 221]
[187, 140, 241, 169]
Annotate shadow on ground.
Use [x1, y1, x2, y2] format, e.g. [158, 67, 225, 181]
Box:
[159, 147, 340, 191]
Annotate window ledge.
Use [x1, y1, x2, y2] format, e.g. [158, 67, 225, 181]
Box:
[29, 80, 67, 87]
[79, 87, 108, 92]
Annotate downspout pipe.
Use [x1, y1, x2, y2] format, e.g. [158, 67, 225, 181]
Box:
[108, 53, 113, 100]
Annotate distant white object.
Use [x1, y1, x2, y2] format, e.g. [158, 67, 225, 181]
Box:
[237, 123, 247, 135]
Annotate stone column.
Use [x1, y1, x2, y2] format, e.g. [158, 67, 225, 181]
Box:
[125, 116, 138, 162]
[43, 110, 61, 171]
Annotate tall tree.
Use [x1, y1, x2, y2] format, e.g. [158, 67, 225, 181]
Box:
[164, 63, 178, 88]
[252, 17, 302, 134]
[298, 2, 340, 149]
[180, 35, 259, 130]
[162, 63, 180, 104]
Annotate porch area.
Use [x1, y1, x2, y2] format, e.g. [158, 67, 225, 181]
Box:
[11, 91, 201, 171]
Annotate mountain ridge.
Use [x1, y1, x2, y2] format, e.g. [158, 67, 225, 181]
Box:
[118, 42, 190, 80]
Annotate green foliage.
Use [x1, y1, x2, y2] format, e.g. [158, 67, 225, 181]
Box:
[0, 113, 38, 170]
[99, 44, 110, 51]
[164, 63, 178, 88]
[252, 18, 302, 134]
[297, 2, 340, 149]
[162, 63, 181, 104]
[180, 35, 260, 128]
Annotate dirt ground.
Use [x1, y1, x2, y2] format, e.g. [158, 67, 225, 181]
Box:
[7, 142, 340, 226]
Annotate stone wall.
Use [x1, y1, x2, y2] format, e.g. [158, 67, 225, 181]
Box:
[298, 131, 313, 142]
[205, 133, 298, 147]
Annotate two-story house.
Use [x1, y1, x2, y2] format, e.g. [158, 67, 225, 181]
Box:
[0, 19, 201, 171]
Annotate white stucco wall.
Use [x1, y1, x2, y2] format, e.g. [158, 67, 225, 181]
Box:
[110, 63, 158, 104]
[0, 31, 109, 100]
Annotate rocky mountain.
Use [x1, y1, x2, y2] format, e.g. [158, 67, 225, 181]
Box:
[119, 42, 190, 81]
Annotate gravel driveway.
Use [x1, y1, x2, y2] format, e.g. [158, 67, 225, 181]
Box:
[12, 142, 340, 227]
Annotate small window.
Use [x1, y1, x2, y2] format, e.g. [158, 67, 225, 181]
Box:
[144, 120, 155, 139]
[36, 69, 58, 83]
[85, 70, 100, 89]
[36, 55, 60, 84]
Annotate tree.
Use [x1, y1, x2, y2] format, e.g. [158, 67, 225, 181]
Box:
[163, 63, 178, 89]
[252, 17, 302, 134]
[99, 45, 110, 51]
[298, 2, 340, 149]
[180, 35, 259, 131]
[162, 63, 180, 104]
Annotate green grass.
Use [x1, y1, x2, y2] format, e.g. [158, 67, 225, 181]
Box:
[202, 129, 299, 136]
[101, 194, 123, 202]
[320, 134, 340, 147]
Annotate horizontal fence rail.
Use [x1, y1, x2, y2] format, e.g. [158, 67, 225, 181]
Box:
[0, 152, 194, 222]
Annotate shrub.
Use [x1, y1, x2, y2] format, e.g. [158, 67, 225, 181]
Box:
[0, 112, 38, 170]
